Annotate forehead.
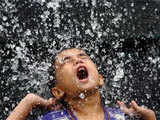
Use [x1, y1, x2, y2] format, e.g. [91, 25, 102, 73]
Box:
[57, 48, 86, 58]
[54, 49, 86, 64]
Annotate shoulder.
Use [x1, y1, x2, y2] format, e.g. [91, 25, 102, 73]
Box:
[37, 109, 69, 120]
[105, 107, 126, 120]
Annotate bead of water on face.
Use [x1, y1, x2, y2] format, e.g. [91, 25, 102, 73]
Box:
[79, 93, 85, 99]
[77, 85, 80, 88]
[95, 86, 98, 89]
[37, 102, 41, 105]
[84, 98, 88, 102]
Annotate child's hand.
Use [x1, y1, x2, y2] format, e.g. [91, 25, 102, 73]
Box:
[40, 97, 62, 110]
[7, 93, 62, 120]
[117, 100, 156, 120]
[27, 93, 62, 110]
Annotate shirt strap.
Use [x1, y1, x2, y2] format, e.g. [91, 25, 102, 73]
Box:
[67, 107, 110, 120]
[104, 107, 110, 120]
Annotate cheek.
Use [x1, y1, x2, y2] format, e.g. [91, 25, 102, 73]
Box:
[89, 63, 99, 79]
[89, 61, 98, 71]
[57, 69, 80, 95]
[62, 65, 74, 78]
[57, 66, 75, 85]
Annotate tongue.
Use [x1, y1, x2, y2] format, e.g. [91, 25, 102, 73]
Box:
[77, 69, 88, 80]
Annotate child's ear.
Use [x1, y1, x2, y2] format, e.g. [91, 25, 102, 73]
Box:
[51, 87, 64, 99]
[99, 74, 104, 86]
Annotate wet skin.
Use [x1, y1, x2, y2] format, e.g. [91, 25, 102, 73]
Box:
[7, 48, 156, 120]
[54, 48, 104, 98]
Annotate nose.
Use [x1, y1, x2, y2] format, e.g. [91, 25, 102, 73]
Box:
[73, 57, 83, 65]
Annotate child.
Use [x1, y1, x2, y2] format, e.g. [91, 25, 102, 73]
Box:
[7, 48, 156, 120]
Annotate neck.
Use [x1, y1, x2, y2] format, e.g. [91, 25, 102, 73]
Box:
[65, 89, 104, 116]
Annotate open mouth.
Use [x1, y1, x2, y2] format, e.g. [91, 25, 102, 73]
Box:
[76, 66, 88, 80]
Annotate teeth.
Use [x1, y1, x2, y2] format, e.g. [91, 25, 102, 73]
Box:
[79, 67, 85, 71]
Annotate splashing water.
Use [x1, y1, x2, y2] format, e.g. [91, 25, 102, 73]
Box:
[0, 0, 160, 120]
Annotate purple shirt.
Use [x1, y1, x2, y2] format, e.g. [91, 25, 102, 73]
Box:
[37, 107, 125, 120]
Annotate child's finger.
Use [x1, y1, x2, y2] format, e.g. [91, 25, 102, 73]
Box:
[117, 100, 121, 106]
[117, 101, 126, 108]
[48, 98, 60, 105]
[130, 100, 141, 112]
[48, 104, 62, 111]
[54, 104, 62, 110]
[117, 101, 131, 114]
[49, 98, 56, 104]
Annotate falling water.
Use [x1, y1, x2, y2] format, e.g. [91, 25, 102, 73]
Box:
[0, 0, 160, 120]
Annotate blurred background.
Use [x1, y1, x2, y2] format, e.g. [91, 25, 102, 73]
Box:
[0, 0, 160, 119]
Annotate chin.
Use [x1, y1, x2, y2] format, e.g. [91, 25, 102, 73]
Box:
[79, 83, 99, 92]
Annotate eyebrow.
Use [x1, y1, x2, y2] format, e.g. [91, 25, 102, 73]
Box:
[78, 53, 88, 56]
[62, 53, 87, 59]
[55, 52, 88, 62]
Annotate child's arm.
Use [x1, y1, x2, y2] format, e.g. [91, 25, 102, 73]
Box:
[117, 100, 156, 120]
[6, 93, 61, 120]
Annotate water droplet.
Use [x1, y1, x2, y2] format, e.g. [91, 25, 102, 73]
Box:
[79, 93, 85, 99]
[3, 16, 7, 21]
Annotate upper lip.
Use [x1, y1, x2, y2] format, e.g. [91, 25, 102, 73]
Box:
[76, 64, 87, 71]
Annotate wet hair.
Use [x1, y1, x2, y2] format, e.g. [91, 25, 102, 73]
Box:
[47, 65, 56, 90]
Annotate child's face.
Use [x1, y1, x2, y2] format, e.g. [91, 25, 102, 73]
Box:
[54, 48, 103, 97]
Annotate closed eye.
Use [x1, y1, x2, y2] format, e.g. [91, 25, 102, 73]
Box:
[79, 53, 89, 59]
[63, 56, 71, 61]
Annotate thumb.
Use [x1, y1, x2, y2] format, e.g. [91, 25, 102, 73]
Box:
[130, 100, 141, 113]
[131, 101, 156, 120]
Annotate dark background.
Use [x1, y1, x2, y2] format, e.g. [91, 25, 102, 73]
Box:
[0, 0, 160, 119]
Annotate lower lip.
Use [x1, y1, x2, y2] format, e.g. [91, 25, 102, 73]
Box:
[78, 78, 89, 83]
